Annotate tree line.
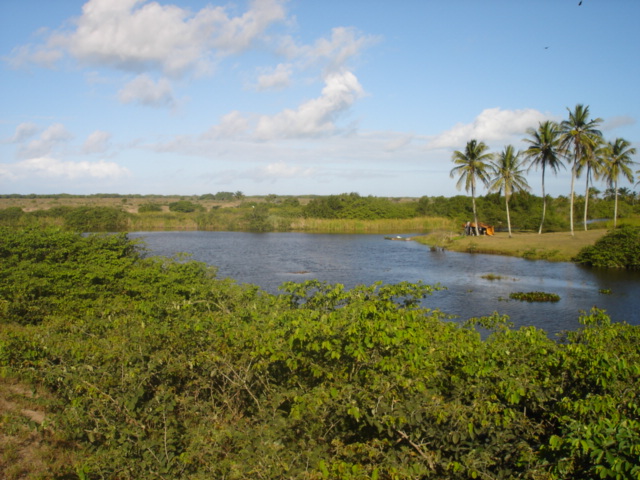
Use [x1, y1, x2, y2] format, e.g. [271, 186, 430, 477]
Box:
[450, 104, 637, 237]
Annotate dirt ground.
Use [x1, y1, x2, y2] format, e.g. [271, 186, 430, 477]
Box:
[0, 377, 75, 479]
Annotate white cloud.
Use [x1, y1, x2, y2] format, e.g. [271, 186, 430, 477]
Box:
[428, 107, 550, 149]
[210, 0, 287, 54]
[260, 160, 315, 179]
[83, 130, 112, 154]
[9, 122, 40, 143]
[17, 123, 73, 159]
[254, 70, 364, 139]
[203, 111, 250, 139]
[280, 26, 380, 72]
[2, 157, 130, 180]
[118, 75, 175, 107]
[255, 63, 292, 91]
[8, 0, 288, 77]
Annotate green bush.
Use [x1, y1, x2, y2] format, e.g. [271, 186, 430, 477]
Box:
[1, 227, 639, 479]
[574, 225, 640, 268]
[63, 206, 130, 232]
[168, 200, 204, 213]
[137, 203, 163, 213]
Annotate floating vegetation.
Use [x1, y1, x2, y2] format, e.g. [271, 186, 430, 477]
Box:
[599, 288, 613, 295]
[509, 291, 560, 302]
[481, 273, 504, 281]
[481, 273, 518, 282]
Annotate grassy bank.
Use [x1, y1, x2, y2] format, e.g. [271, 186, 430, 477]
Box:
[414, 229, 609, 262]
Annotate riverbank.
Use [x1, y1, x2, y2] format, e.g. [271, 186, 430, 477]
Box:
[413, 229, 608, 262]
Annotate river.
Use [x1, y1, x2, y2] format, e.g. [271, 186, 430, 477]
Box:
[129, 231, 640, 335]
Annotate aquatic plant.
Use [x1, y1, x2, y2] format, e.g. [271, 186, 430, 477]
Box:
[509, 291, 560, 302]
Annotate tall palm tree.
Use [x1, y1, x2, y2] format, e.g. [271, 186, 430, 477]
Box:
[523, 120, 564, 234]
[599, 138, 636, 227]
[489, 145, 530, 238]
[450, 139, 493, 235]
[560, 104, 603, 236]
[577, 138, 604, 230]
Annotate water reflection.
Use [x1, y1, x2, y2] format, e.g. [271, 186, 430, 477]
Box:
[130, 231, 640, 335]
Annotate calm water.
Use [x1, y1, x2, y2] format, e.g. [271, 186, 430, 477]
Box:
[130, 231, 640, 334]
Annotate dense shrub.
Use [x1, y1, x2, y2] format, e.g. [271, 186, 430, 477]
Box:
[137, 202, 163, 213]
[63, 206, 130, 231]
[168, 200, 205, 213]
[304, 193, 417, 219]
[1, 227, 639, 479]
[574, 225, 640, 268]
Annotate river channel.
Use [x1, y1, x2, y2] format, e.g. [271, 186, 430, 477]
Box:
[130, 231, 640, 335]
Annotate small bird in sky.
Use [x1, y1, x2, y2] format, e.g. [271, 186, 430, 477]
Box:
[578, 1, 583, 5]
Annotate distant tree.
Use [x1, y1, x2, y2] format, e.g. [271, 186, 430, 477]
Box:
[450, 139, 493, 235]
[599, 138, 636, 227]
[489, 145, 530, 237]
[168, 200, 204, 213]
[560, 104, 603, 236]
[138, 203, 163, 213]
[577, 138, 605, 230]
[234, 191, 245, 201]
[523, 121, 564, 234]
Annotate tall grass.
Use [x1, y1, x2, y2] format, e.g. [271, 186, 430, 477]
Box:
[289, 216, 456, 234]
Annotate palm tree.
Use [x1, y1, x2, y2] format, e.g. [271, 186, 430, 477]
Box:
[599, 138, 636, 227]
[577, 138, 604, 230]
[523, 121, 564, 234]
[560, 104, 603, 236]
[450, 139, 493, 235]
[489, 145, 530, 237]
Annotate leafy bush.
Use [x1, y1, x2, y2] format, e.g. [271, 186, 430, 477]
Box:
[574, 225, 640, 268]
[168, 200, 205, 213]
[137, 203, 163, 213]
[304, 193, 417, 219]
[1, 227, 639, 479]
[61, 206, 129, 232]
[0, 207, 24, 223]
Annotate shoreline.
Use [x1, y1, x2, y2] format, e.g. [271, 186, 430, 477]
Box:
[412, 229, 608, 262]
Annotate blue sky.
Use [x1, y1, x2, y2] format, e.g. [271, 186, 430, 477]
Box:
[1, 0, 638, 197]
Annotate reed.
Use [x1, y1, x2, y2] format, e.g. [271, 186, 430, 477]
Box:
[289, 216, 456, 234]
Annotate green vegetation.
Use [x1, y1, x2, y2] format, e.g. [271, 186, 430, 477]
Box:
[303, 192, 417, 219]
[2, 189, 639, 236]
[574, 225, 640, 269]
[509, 291, 561, 302]
[168, 200, 205, 213]
[2, 227, 640, 479]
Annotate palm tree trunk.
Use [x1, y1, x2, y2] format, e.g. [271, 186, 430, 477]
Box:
[538, 165, 546, 235]
[583, 166, 591, 231]
[505, 194, 512, 238]
[471, 182, 479, 235]
[569, 160, 576, 236]
[614, 181, 619, 228]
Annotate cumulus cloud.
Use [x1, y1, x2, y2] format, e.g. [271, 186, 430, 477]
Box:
[82, 130, 112, 154]
[255, 63, 292, 91]
[254, 70, 364, 139]
[1, 157, 130, 181]
[118, 75, 175, 107]
[428, 107, 550, 149]
[203, 111, 250, 139]
[17, 123, 73, 159]
[8, 122, 40, 143]
[260, 160, 315, 179]
[8, 0, 288, 76]
[210, 0, 287, 54]
[281, 26, 380, 72]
